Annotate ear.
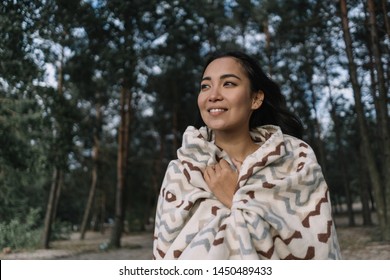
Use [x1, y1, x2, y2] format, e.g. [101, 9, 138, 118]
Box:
[251, 90, 264, 110]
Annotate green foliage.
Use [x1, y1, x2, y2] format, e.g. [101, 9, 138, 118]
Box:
[0, 208, 42, 250]
[0, 0, 389, 248]
[50, 221, 72, 241]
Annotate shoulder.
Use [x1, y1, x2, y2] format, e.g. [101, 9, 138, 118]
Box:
[253, 125, 318, 162]
[165, 159, 183, 173]
[282, 133, 318, 161]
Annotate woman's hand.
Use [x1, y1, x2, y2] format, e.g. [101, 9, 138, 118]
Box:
[204, 159, 239, 208]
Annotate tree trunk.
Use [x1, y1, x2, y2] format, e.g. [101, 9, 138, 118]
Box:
[323, 59, 355, 224]
[359, 143, 373, 226]
[110, 85, 132, 248]
[328, 99, 355, 226]
[52, 170, 63, 225]
[382, 0, 390, 38]
[80, 102, 102, 240]
[41, 51, 65, 249]
[308, 82, 327, 173]
[339, 0, 388, 240]
[366, 0, 390, 239]
[382, 0, 390, 113]
[148, 140, 164, 229]
[100, 192, 106, 234]
[79, 146, 98, 238]
[172, 82, 179, 157]
[41, 167, 60, 248]
[91, 192, 106, 233]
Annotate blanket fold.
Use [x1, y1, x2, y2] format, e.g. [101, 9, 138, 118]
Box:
[153, 125, 341, 259]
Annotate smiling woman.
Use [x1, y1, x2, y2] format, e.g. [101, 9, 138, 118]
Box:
[153, 50, 341, 260]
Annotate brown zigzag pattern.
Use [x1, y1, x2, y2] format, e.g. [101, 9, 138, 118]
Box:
[263, 131, 272, 140]
[297, 162, 305, 171]
[318, 220, 333, 243]
[257, 245, 274, 259]
[299, 152, 307, 157]
[263, 182, 275, 189]
[161, 187, 166, 199]
[283, 246, 315, 260]
[175, 200, 194, 210]
[157, 248, 166, 258]
[174, 250, 182, 258]
[182, 160, 203, 174]
[299, 142, 309, 148]
[212, 206, 220, 216]
[247, 190, 255, 199]
[184, 202, 193, 211]
[257, 231, 302, 259]
[273, 230, 303, 245]
[302, 190, 329, 228]
[213, 238, 224, 246]
[184, 201, 194, 211]
[238, 191, 255, 204]
[183, 168, 191, 182]
[238, 142, 284, 183]
[213, 224, 227, 246]
[218, 224, 227, 231]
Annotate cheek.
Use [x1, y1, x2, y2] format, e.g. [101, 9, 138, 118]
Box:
[197, 94, 205, 110]
[232, 94, 251, 109]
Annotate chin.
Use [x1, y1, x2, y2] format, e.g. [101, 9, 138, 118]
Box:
[206, 124, 231, 132]
[204, 121, 225, 129]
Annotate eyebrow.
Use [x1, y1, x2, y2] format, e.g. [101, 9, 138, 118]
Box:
[201, 73, 242, 81]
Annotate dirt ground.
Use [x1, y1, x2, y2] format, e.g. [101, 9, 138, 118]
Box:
[333, 214, 390, 260]
[1, 214, 390, 260]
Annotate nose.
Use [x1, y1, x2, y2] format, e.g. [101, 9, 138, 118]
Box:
[208, 86, 222, 102]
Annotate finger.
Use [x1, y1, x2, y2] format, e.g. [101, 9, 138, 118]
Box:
[205, 165, 215, 175]
[214, 163, 222, 172]
[203, 170, 209, 181]
[219, 159, 231, 169]
[204, 167, 212, 179]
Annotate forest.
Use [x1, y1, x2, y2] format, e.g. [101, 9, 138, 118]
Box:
[0, 0, 389, 251]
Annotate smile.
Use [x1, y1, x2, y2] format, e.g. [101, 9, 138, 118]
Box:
[208, 108, 227, 113]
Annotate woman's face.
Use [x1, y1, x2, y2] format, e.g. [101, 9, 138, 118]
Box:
[198, 57, 263, 133]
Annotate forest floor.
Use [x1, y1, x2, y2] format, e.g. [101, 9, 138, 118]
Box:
[1, 213, 390, 260]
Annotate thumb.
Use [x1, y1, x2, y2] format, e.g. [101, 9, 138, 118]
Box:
[219, 158, 233, 170]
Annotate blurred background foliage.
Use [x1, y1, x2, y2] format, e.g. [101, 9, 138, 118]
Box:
[0, 0, 389, 249]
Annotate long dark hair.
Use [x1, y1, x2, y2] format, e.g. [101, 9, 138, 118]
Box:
[195, 50, 303, 139]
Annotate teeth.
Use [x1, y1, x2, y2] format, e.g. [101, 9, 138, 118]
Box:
[209, 109, 226, 113]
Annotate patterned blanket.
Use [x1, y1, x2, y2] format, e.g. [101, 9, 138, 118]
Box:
[153, 125, 341, 259]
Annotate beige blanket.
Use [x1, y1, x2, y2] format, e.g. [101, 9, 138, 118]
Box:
[153, 125, 341, 259]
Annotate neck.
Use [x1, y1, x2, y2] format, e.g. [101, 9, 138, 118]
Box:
[214, 129, 258, 163]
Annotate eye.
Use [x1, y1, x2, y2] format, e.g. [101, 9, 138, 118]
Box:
[224, 81, 236, 87]
[200, 84, 210, 91]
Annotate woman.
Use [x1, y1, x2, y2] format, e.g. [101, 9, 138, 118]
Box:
[153, 50, 341, 260]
